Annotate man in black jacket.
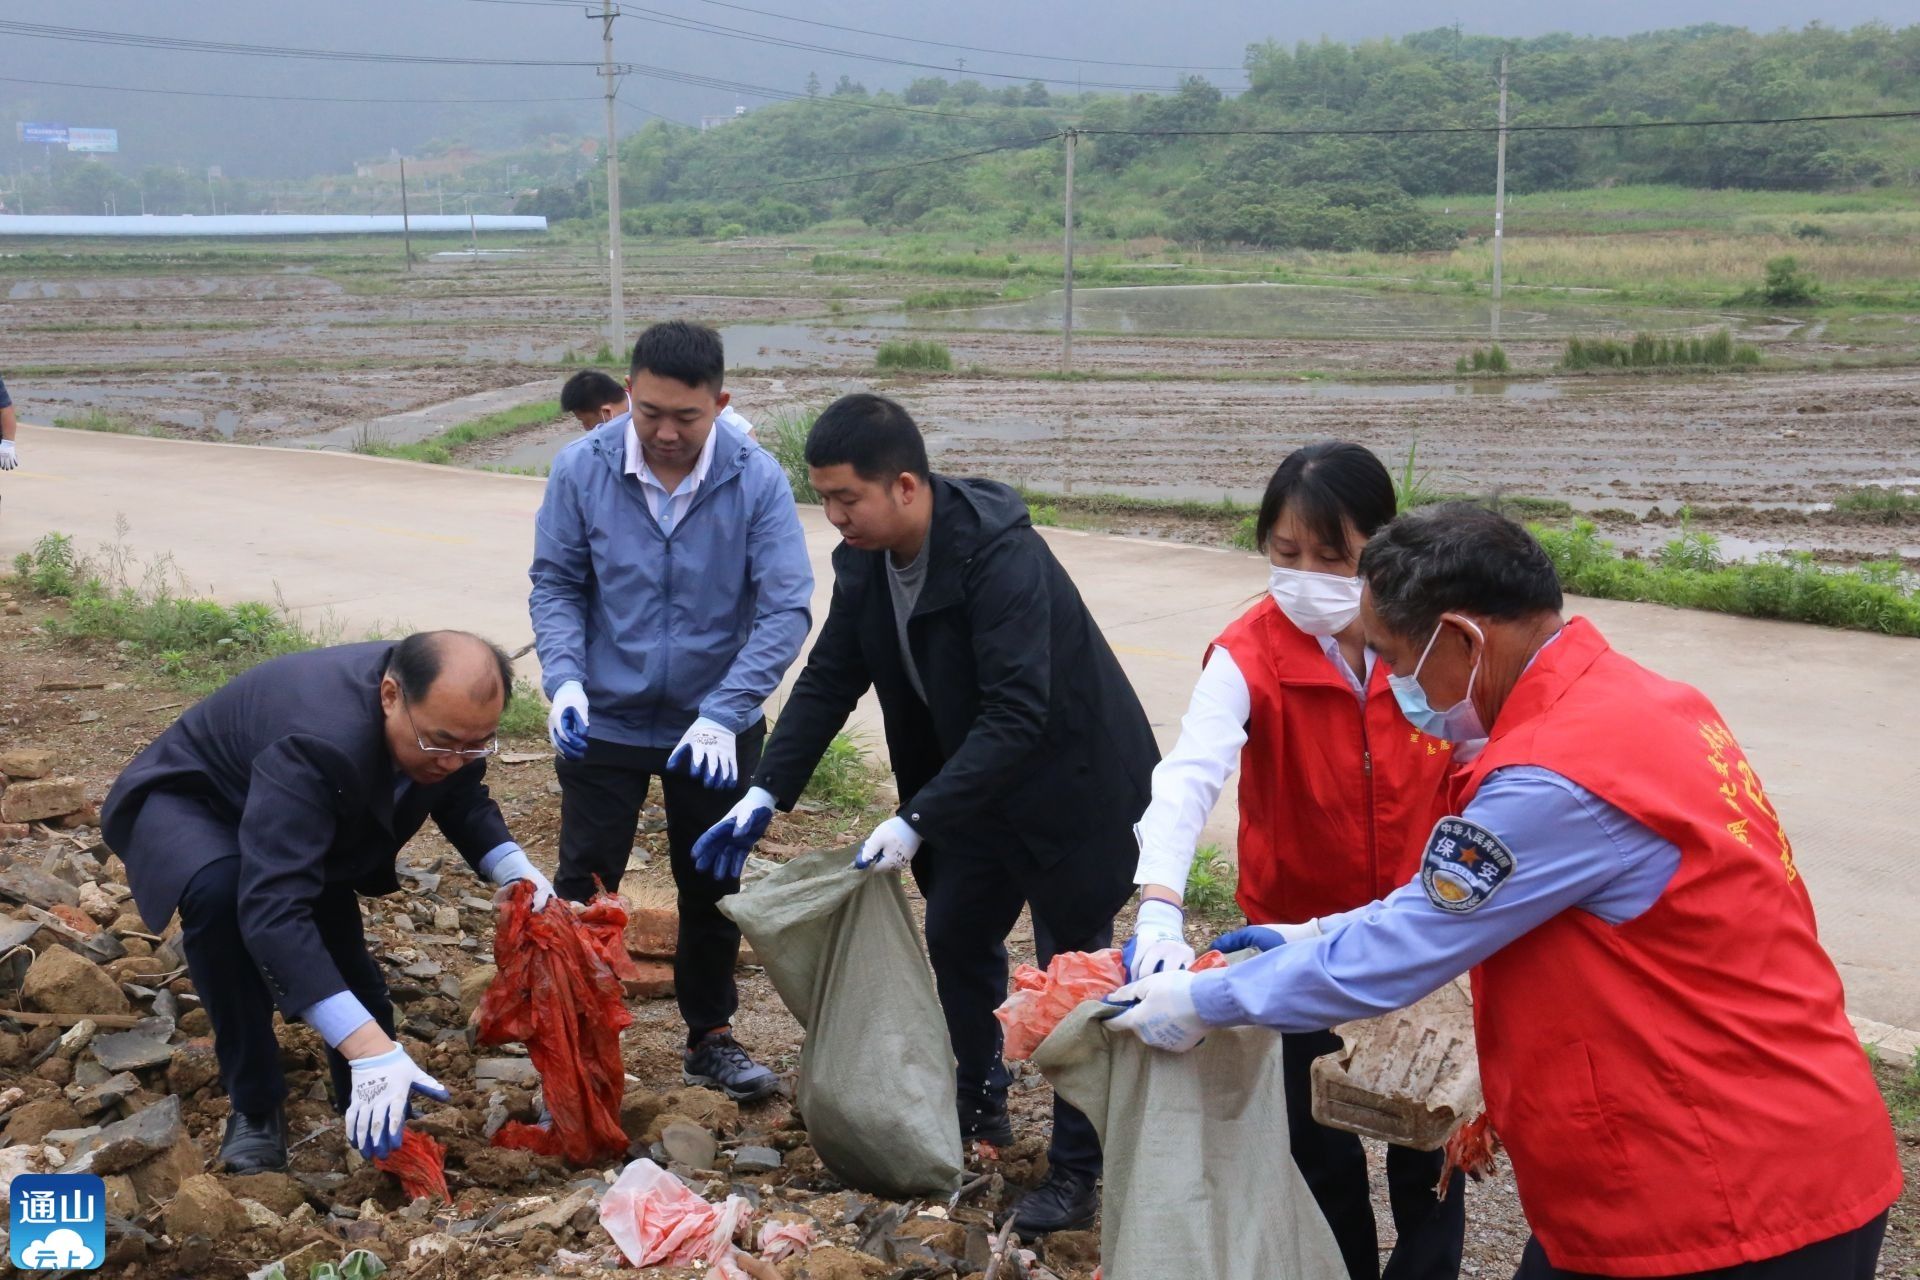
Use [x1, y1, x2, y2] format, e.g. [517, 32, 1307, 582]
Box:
[102, 632, 553, 1173]
[692, 394, 1159, 1233]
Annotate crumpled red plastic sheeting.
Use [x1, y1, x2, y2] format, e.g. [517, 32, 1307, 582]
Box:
[756, 1218, 815, 1264]
[575, 891, 642, 984]
[995, 947, 1228, 1061]
[1435, 1112, 1502, 1196]
[477, 881, 634, 1164]
[374, 1128, 451, 1202]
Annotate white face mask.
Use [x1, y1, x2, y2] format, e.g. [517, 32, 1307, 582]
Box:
[1268, 565, 1364, 636]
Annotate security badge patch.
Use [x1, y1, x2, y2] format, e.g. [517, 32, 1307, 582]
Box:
[1421, 817, 1516, 913]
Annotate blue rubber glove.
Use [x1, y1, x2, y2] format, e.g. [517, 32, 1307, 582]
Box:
[547, 681, 589, 761]
[691, 786, 775, 882]
[1210, 919, 1324, 954]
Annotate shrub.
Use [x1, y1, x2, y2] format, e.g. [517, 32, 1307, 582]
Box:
[760, 405, 821, 504]
[1184, 847, 1240, 923]
[1759, 255, 1820, 306]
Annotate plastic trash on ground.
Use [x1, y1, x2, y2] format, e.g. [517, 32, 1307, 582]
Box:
[599, 1157, 754, 1277]
[477, 881, 634, 1164]
[757, 1217, 816, 1263]
[373, 1128, 450, 1202]
[996, 947, 1227, 1062]
[720, 847, 964, 1198]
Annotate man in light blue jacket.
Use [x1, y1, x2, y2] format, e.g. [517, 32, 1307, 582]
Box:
[529, 321, 813, 1101]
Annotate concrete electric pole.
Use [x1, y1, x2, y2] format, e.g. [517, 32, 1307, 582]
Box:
[598, 0, 626, 356]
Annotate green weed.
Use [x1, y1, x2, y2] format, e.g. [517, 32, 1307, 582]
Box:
[1454, 344, 1510, 374]
[496, 680, 550, 741]
[1535, 520, 1920, 637]
[354, 400, 562, 465]
[1561, 329, 1759, 370]
[1830, 487, 1920, 520]
[52, 410, 137, 435]
[761, 405, 822, 504]
[801, 731, 880, 815]
[1394, 440, 1443, 510]
[875, 339, 954, 372]
[1185, 846, 1241, 924]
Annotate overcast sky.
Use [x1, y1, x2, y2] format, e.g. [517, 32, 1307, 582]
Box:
[1, 1, 1906, 178]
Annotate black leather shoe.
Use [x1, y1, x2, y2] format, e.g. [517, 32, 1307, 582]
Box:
[1009, 1166, 1098, 1234]
[218, 1106, 288, 1174]
[959, 1097, 1013, 1147]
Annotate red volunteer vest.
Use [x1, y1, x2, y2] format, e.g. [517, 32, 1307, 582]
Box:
[1213, 598, 1454, 925]
[1451, 618, 1900, 1277]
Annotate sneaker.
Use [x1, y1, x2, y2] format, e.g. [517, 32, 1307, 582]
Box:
[959, 1096, 1014, 1147]
[217, 1105, 288, 1175]
[1008, 1166, 1098, 1235]
[682, 1031, 780, 1103]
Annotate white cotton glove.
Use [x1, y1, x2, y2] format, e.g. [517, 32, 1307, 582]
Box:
[852, 815, 922, 873]
[486, 846, 555, 912]
[0, 441, 16, 471]
[1125, 898, 1196, 982]
[547, 680, 589, 760]
[1103, 969, 1210, 1053]
[667, 716, 738, 790]
[345, 1044, 449, 1159]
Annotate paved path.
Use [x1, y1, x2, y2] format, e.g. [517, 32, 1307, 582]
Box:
[5, 424, 1916, 1029]
[292, 379, 560, 451]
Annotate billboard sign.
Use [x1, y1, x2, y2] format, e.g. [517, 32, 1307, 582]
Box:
[66, 127, 118, 154]
[17, 122, 68, 145]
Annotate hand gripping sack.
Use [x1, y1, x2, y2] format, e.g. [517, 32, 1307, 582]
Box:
[720, 848, 964, 1198]
[1031, 1002, 1346, 1280]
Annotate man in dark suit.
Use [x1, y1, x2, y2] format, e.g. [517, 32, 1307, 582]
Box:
[692, 393, 1160, 1234]
[101, 632, 553, 1173]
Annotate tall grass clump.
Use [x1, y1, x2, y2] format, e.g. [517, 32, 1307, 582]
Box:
[1454, 344, 1509, 374]
[801, 731, 881, 815]
[761, 405, 821, 504]
[1534, 521, 1919, 637]
[1184, 846, 1241, 924]
[1561, 328, 1759, 370]
[1830, 487, 1920, 521]
[354, 400, 562, 465]
[53, 410, 137, 434]
[875, 339, 954, 372]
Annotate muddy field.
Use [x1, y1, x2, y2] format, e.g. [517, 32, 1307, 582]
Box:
[2, 240, 1917, 570]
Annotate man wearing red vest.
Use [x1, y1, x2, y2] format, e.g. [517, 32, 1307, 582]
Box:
[1108, 503, 1900, 1279]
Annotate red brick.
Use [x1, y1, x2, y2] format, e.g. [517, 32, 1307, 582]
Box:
[622, 961, 675, 1001]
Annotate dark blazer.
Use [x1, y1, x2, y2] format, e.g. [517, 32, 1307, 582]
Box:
[754, 477, 1158, 936]
[101, 641, 512, 1015]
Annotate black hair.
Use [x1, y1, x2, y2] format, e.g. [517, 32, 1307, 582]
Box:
[559, 369, 627, 414]
[804, 393, 932, 483]
[1359, 502, 1564, 640]
[386, 631, 515, 709]
[1254, 441, 1396, 556]
[628, 320, 724, 392]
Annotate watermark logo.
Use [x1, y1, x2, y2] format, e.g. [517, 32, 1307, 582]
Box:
[10, 1174, 105, 1271]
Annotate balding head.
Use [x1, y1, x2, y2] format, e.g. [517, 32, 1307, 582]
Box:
[379, 631, 515, 783]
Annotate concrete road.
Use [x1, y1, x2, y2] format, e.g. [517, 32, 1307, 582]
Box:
[4, 424, 1916, 1030]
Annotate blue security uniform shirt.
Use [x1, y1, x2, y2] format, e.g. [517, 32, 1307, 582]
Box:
[1191, 766, 1682, 1033]
[0, 374, 12, 409]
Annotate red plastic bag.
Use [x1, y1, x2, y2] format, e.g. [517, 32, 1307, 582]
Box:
[575, 892, 643, 984]
[374, 1128, 451, 1202]
[477, 882, 634, 1164]
[996, 947, 1228, 1061]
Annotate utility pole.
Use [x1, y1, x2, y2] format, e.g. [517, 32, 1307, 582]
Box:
[467, 194, 479, 258]
[597, 0, 626, 355]
[1491, 53, 1509, 341]
[399, 156, 414, 271]
[1061, 130, 1077, 374]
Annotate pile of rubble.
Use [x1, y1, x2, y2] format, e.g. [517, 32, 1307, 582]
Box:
[0, 744, 101, 840]
[0, 774, 1097, 1279]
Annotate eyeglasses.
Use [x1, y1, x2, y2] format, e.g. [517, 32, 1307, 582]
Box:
[402, 696, 499, 760]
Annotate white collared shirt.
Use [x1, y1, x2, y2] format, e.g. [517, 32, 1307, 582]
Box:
[1132, 635, 1372, 892]
[625, 415, 718, 534]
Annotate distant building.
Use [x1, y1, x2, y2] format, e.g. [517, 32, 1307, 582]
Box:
[699, 106, 748, 131]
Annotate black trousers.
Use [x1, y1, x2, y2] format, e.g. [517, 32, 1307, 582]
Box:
[1284, 1028, 1466, 1280]
[1513, 1210, 1887, 1280]
[910, 847, 1109, 1179]
[553, 721, 765, 1042]
[177, 856, 395, 1119]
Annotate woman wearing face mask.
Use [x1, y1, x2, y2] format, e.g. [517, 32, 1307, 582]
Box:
[1124, 440, 1465, 1280]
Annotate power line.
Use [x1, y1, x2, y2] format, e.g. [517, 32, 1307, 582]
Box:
[613, 6, 1215, 92]
[0, 73, 597, 106]
[750, 132, 1062, 190]
[0, 18, 602, 67]
[675, 0, 1247, 73]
